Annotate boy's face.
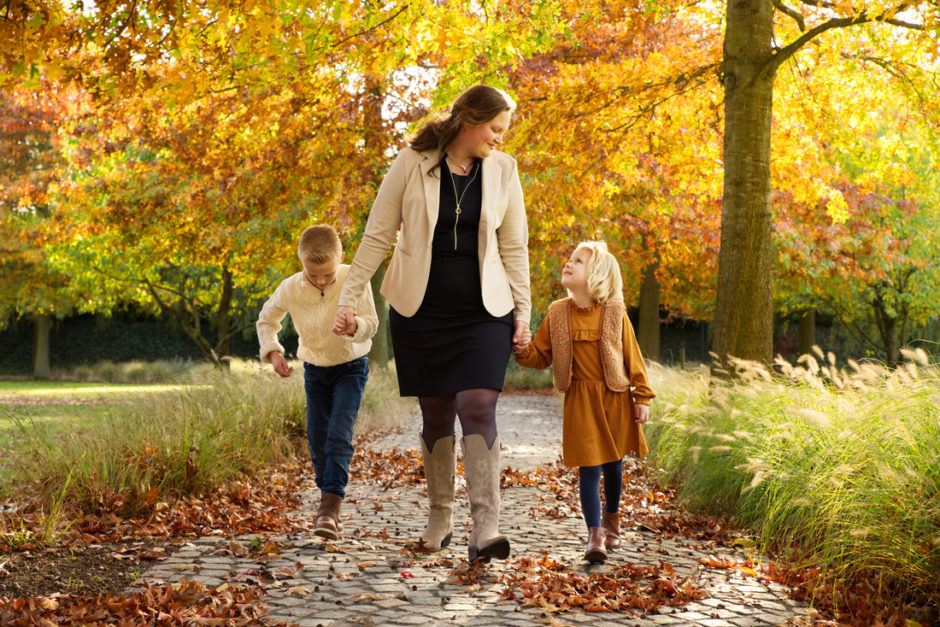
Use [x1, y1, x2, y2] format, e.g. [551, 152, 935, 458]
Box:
[302, 257, 339, 290]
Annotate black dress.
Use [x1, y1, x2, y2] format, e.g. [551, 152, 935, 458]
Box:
[388, 158, 514, 396]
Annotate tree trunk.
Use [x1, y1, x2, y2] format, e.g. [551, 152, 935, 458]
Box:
[637, 261, 660, 362]
[713, 0, 775, 364]
[798, 310, 815, 356]
[368, 265, 389, 367]
[33, 314, 51, 378]
[882, 315, 899, 367]
[213, 265, 233, 368]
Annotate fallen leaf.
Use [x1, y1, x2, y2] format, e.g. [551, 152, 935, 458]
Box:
[285, 585, 312, 597]
[343, 592, 381, 603]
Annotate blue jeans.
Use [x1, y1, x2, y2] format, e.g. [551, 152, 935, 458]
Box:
[303, 356, 369, 498]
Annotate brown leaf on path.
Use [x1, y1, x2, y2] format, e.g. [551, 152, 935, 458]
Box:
[285, 585, 311, 597]
[343, 592, 381, 604]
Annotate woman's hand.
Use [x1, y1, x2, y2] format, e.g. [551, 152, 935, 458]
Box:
[633, 403, 650, 424]
[512, 320, 531, 352]
[333, 305, 356, 336]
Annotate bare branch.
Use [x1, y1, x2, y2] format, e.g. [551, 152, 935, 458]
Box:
[102, 0, 140, 51]
[773, 0, 806, 31]
[841, 51, 912, 81]
[330, 4, 410, 50]
[883, 17, 925, 29]
[797, 0, 837, 9]
[768, 3, 924, 76]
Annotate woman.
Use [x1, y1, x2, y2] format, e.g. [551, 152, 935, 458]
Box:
[334, 85, 531, 562]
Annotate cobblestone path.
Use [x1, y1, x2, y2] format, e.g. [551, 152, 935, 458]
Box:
[136, 395, 812, 626]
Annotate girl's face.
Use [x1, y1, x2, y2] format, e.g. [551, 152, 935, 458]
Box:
[458, 110, 511, 159]
[561, 248, 590, 293]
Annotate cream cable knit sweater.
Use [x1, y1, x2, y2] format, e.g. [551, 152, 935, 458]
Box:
[257, 265, 378, 368]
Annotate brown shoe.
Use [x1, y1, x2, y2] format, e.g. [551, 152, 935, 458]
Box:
[584, 527, 607, 563]
[315, 493, 343, 540]
[602, 511, 621, 550]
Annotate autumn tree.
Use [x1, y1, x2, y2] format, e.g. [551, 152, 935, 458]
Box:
[714, 0, 940, 363]
[0, 82, 104, 376]
[773, 53, 940, 365]
[504, 1, 725, 361]
[30, 1, 567, 364]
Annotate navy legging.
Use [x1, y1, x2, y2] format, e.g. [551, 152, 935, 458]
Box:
[578, 459, 623, 528]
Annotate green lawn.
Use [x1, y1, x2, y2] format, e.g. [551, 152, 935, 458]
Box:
[0, 381, 204, 449]
[0, 380, 198, 398]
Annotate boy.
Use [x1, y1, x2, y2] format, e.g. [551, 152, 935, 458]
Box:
[257, 224, 378, 539]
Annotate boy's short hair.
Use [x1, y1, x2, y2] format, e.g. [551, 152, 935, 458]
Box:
[573, 241, 624, 303]
[298, 225, 342, 264]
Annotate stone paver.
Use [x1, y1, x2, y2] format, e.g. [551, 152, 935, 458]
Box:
[133, 395, 812, 625]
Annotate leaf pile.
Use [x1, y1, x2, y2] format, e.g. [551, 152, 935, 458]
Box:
[0, 578, 291, 626]
[1, 463, 313, 553]
[351, 447, 427, 488]
[498, 555, 706, 614]
[499, 458, 734, 544]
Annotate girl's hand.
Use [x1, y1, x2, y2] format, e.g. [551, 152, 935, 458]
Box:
[633, 403, 650, 424]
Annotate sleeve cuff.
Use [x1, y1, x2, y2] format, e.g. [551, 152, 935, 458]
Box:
[259, 342, 284, 363]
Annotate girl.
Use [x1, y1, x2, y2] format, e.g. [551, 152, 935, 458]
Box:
[514, 242, 654, 562]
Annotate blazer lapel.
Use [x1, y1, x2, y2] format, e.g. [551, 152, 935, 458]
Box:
[421, 149, 442, 232]
[479, 154, 500, 234]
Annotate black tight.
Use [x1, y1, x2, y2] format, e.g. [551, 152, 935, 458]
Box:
[419, 388, 499, 450]
[578, 459, 624, 528]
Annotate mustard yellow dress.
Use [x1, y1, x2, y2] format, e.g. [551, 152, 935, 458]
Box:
[515, 303, 655, 467]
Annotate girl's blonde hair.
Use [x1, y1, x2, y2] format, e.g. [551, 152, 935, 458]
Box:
[569, 241, 624, 303]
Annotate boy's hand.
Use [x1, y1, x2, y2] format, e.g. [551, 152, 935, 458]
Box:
[269, 352, 293, 378]
[333, 306, 356, 335]
[344, 317, 358, 336]
[633, 403, 650, 424]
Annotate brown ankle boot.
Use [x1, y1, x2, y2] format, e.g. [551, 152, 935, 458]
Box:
[584, 527, 607, 563]
[315, 493, 343, 540]
[602, 511, 621, 550]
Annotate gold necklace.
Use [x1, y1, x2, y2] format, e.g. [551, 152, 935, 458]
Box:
[448, 160, 479, 250]
[447, 156, 472, 173]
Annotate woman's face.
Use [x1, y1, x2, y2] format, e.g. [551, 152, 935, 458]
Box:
[459, 110, 512, 159]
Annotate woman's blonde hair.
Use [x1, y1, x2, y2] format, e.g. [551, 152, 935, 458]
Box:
[569, 241, 624, 303]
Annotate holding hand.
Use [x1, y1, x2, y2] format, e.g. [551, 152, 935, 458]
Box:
[512, 320, 531, 353]
[268, 352, 294, 378]
[333, 305, 357, 336]
[633, 403, 650, 424]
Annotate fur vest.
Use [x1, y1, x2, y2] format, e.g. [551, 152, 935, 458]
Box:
[547, 298, 630, 393]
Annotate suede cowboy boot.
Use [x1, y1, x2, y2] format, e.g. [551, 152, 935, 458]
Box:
[602, 511, 621, 550]
[416, 434, 456, 551]
[462, 434, 510, 562]
[314, 493, 343, 540]
[584, 527, 607, 563]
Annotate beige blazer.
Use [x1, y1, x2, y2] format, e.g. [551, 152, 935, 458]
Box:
[339, 147, 531, 322]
